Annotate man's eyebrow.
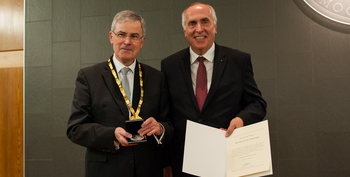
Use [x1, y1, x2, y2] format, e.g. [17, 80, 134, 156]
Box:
[115, 31, 140, 36]
[130, 33, 140, 36]
[188, 20, 197, 24]
[115, 31, 126, 34]
[200, 17, 210, 21]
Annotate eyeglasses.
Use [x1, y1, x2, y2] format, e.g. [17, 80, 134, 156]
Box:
[112, 31, 144, 42]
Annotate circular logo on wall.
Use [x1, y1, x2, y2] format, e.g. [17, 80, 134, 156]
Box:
[304, 0, 350, 25]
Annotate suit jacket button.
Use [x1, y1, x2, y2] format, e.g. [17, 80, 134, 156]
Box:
[198, 119, 202, 123]
[129, 160, 133, 164]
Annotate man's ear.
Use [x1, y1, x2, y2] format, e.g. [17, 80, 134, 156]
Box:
[183, 28, 187, 38]
[214, 23, 217, 34]
[109, 31, 113, 44]
[140, 37, 145, 48]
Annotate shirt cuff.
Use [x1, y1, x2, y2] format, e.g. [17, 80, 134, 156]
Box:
[153, 123, 165, 145]
[114, 140, 120, 151]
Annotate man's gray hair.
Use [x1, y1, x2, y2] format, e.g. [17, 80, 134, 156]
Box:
[111, 10, 146, 36]
[181, 2, 217, 30]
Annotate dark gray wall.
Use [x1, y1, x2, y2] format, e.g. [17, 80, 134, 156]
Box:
[25, 0, 350, 176]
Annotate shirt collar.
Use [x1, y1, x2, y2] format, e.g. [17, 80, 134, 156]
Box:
[113, 54, 136, 74]
[190, 43, 215, 64]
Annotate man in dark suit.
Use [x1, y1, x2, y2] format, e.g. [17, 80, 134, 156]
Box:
[67, 10, 173, 177]
[161, 3, 267, 177]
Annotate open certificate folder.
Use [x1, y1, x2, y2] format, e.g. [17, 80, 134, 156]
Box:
[183, 120, 273, 177]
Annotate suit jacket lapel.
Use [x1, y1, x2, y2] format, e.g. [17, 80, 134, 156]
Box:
[102, 56, 129, 119]
[202, 44, 227, 111]
[181, 49, 200, 112]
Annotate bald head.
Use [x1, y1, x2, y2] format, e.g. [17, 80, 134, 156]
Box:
[182, 2, 217, 30]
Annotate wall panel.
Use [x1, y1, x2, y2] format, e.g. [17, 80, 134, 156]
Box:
[0, 0, 23, 51]
[0, 0, 24, 175]
[0, 67, 23, 177]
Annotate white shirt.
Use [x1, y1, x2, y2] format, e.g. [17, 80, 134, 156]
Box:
[190, 43, 215, 94]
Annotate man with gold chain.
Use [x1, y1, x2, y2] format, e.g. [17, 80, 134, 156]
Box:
[67, 10, 173, 177]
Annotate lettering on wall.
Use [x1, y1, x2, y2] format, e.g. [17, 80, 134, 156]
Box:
[304, 0, 350, 25]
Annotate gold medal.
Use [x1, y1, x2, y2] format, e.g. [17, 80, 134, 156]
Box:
[129, 115, 142, 120]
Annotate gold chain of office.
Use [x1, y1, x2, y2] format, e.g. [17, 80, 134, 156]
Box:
[108, 59, 144, 120]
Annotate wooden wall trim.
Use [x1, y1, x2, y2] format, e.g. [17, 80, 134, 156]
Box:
[0, 67, 23, 177]
[0, 0, 24, 176]
[0, 0, 24, 51]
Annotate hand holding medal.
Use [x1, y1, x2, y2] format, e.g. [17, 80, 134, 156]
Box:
[138, 117, 164, 136]
[109, 59, 162, 145]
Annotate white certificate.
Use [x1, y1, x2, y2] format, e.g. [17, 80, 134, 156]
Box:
[183, 120, 272, 177]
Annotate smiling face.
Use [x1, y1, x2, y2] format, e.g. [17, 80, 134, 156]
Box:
[109, 20, 145, 66]
[183, 4, 217, 55]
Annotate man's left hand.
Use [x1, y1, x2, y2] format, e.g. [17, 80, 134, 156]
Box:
[138, 117, 163, 136]
[221, 117, 244, 137]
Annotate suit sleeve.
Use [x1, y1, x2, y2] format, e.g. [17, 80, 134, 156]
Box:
[155, 73, 174, 146]
[66, 69, 116, 153]
[159, 60, 173, 167]
[236, 54, 267, 125]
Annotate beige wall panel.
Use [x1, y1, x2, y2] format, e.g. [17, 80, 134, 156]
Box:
[0, 50, 23, 68]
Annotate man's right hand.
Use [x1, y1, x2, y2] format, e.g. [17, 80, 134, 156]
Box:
[114, 127, 133, 147]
